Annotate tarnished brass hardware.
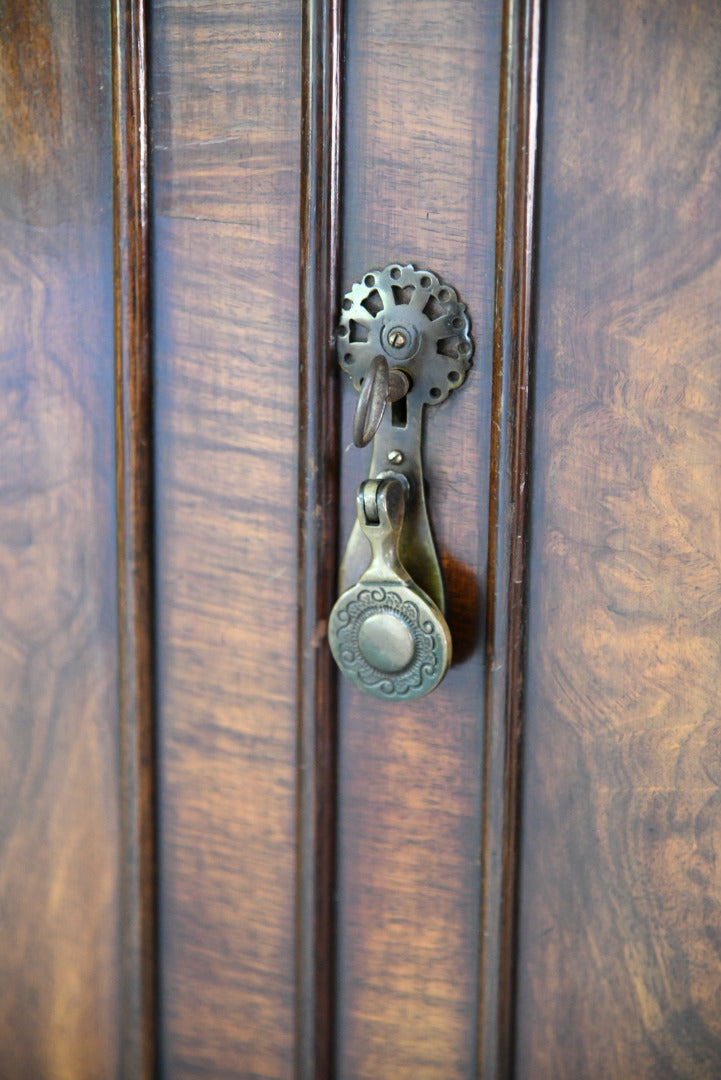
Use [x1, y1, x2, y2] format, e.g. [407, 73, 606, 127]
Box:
[352, 355, 410, 448]
[328, 478, 451, 700]
[331, 264, 473, 699]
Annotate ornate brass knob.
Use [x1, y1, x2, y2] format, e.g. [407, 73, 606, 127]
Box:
[329, 478, 451, 700]
[331, 263, 472, 700]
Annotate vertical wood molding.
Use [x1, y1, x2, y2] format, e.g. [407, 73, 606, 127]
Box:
[479, 0, 541, 1075]
[111, 0, 157, 1075]
[297, 0, 343, 1076]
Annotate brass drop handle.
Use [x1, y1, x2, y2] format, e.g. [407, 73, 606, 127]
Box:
[330, 263, 473, 701]
[329, 478, 451, 699]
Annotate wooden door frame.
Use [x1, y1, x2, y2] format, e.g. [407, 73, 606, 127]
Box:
[111, 0, 541, 1074]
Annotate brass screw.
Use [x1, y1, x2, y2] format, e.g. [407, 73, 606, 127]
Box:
[387, 449, 403, 465]
[387, 329, 408, 349]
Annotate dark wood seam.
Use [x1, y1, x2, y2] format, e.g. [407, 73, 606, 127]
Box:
[111, 0, 158, 1074]
[296, 0, 344, 1076]
[479, 0, 542, 1075]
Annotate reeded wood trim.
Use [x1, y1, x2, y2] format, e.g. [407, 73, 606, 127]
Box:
[479, 0, 541, 1075]
[111, 0, 157, 1075]
[296, 0, 343, 1076]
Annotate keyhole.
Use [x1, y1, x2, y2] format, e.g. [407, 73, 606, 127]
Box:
[391, 394, 407, 428]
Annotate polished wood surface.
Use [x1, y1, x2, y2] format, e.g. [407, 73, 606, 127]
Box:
[336, 1, 501, 1074]
[0, 1, 121, 1075]
[152, 1, 302, 1075]
[297, 0, 343, 1075]
[516, 1, 721, 1075]
[111, 0, 157, 1073]
[481, 0, 540, 1074]
[6, 0, 721, 1074]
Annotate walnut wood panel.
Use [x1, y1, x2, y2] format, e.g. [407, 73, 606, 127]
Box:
[297, 1, 343, 1076]
[111, 0, 157, 1074]
[516, 2, 721, 1076]
[152, 2, 302, 1075]
[480, 0, 540, 1075]
[336, 2, 501, 1074]
[0, 1, 121, 1076]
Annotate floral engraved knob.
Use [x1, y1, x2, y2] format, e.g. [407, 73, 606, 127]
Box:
[328, 478, 451, 700]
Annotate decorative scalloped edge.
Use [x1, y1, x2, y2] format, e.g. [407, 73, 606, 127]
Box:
[336, 263, 473, 407]
[329, 584, 446, 700]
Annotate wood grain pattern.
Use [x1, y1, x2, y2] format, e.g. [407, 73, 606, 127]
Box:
[480, 0, 540, 1075]
[516, 1, 721, 1075]
[297, 0, 343, 1076]
[335, 1, 501, 1074]
[152, 2, 302, 1075]
[0, 0, 121, 1075]
[111, 0, 157, 1074]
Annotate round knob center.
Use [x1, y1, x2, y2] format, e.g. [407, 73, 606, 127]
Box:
[357, 612, 414, 673]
